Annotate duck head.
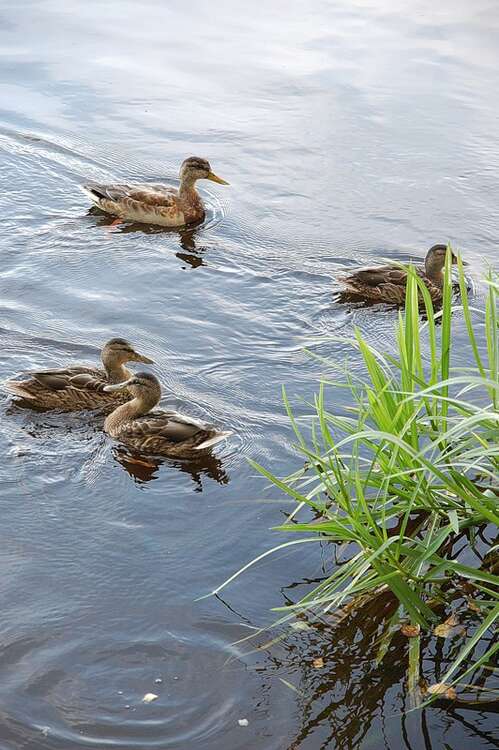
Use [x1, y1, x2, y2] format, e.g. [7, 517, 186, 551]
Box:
[425, 244, 462, 281]
[179, 157, 229, 186]
[102, 338, 154, 370]
[103, 371, 161, 409]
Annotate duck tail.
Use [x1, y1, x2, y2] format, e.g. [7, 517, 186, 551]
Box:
[195, 431, 233, 451]
[4, 379, 36, 400]
[80, 183, 106, 204]
[337, 275, 360, 293]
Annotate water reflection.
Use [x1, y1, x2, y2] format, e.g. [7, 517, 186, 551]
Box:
[113, 445, 230, 488]
[245, 587, 498, 750]
[87, 208, 208, 266]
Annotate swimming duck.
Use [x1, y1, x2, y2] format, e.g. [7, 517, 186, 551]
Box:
[82, 157, 229, 227]
[103, 372, 232, 458]
[337, 245, 460, 304]
[5, 338, 153, 411]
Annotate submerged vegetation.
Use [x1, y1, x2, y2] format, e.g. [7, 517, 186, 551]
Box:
[212, 251, 498, 707]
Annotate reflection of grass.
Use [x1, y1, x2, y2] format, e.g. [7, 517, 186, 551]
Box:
[214, 252, 498, 705]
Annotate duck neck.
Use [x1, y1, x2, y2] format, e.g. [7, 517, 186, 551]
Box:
[102, 357, 131, 383]
[178, 173, 200, 201]
[424, 259, 444, 286]
[105, 394, 153, 434]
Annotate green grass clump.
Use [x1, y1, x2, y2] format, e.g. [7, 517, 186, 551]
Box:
[211, 251, 498, 705]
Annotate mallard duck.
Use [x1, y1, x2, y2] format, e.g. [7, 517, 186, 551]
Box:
[82, 157, 229, 227]
[5, 338, 153, 411]
[337, 245, 462, 303]
[103, 372, 232, 458]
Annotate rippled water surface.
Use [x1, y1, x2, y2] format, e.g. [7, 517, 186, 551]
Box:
[0, 1, 498, 748]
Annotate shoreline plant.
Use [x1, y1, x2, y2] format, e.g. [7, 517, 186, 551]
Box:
[209, 251, 498, 707]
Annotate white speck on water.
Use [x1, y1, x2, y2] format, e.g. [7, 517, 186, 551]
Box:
[238, 719, 249, 727]
[9, 446, 28, 457]
[142, 692, 158, 703]
[154, 678, 163, 684]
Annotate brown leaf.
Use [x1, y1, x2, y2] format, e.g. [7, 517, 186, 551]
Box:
[433, 613, 460, 638]
[424, 682, 457, 700]
[419, 679, 429, 695]
[461, 581, 476, 595]
[312, 657, 324, 669]
[401, 624, 421, 638]
[467, 598, 481, 613]
[428, 682, 452, 696]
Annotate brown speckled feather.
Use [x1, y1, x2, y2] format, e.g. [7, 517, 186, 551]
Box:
[110, 410, 221, 458]
[82, 157, 228, 228]
[103, 371, 232, 458]
[84, 182, 204, 226]
[338, 264, 441, 303]
[6, 366, 130, 411]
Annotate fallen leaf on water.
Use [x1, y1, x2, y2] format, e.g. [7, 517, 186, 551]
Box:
[461, 581, 476, 595]
[433, 613, 460, 638]
[427, 683, 457, 699]
[142, 693, 158, 703]
[313, 657, 324, 669]
[401, 624, 420, 638]
[467, 598, 482, 613]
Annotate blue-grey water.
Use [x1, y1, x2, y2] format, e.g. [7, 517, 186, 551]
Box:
[0, 1, 497, 748]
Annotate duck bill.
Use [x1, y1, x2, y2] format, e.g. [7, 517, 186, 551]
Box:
[206, 171, 229, 186]
[103, 378, 134, 393]
[132, 351, 154, 364]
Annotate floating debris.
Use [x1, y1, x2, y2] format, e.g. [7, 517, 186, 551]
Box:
[401, 624, 420, 638]
[427, 683, 457, 699]
[142, 693, 158, 703]
[433, 614, 464, 639]
[312, 657, 324, 669]
[238, 718, 249, 727]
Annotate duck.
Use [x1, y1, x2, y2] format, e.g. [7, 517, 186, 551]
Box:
[103, 372, 232, 458]
[5, 338, 153, 411]
[337, 244, 461, 304]
[82, 157, 229, 227]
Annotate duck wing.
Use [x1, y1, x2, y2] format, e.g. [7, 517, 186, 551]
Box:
[120, 410, 211, 444]
[32, 366, 106, 391]
[345, 265, 409, 287]
[5, 366, 106, 399]
[83, 182, 178, 208]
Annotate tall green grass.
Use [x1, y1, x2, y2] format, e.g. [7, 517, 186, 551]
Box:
[211, 252, 498, 704]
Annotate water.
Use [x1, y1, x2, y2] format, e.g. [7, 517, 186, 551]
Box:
[0, 0, 497, 747]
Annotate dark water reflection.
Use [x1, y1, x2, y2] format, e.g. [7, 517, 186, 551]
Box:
[0, 0, 498, 747]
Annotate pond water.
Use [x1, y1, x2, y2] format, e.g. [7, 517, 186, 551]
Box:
[0, 0, 497, 747]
